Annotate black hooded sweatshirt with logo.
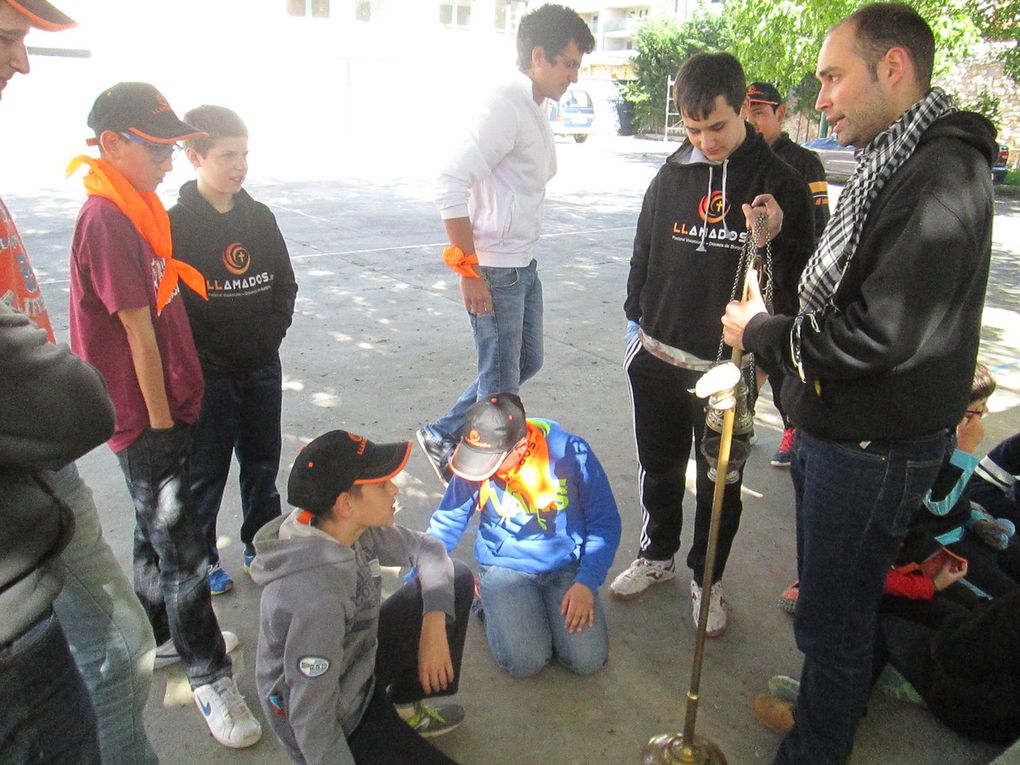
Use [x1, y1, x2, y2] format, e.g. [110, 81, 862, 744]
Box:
[169, 181, 298, 375]
[626, 125, 814, 363]
[743, 111, 997, 441]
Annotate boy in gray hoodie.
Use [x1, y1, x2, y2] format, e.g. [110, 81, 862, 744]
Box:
[251, 430, 472, 765]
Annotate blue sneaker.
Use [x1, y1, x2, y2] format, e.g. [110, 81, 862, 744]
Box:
[208, 563, 233, 595]
[242, 549, 256, 575]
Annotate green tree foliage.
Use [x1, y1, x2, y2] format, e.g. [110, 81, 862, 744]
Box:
[729, 0, 984, 99]
[622, 1, 1011, 137]
[623, 14, 729, 133]
[974, 0, 1020, 81]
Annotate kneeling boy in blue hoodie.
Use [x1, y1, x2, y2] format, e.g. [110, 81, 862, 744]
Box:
[427, 393, 621, 677]
[251, 430, 472, 765]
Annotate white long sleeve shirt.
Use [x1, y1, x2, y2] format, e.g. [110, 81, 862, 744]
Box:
[435, 71, 557, 267]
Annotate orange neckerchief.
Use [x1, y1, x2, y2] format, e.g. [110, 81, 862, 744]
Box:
[479, 421, 560, 520]
[66, 155, 207, 313]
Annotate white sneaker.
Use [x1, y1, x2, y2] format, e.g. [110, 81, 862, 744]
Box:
[193, 676, 262, 749]
[609, 557, 675, 601]
[154, 630, 240, 670]
[690, 580, 728, 637]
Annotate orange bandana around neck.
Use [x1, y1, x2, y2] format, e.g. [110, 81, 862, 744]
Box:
[67, 155, 207, 313]
[478, 422, 561, 520]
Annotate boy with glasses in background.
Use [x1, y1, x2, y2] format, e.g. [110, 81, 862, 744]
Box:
[68, 82, 261, 749]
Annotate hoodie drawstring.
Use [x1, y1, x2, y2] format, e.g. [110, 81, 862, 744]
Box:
[697, 165, 713, 252]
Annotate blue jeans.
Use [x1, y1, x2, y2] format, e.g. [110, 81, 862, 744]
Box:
[478, 562, 609, 677]
[115, 424, 232, 690]
[0, 611, 101, 764]
[776, 429, 949, 765]
[190, 358, 283, 564]
[429, 260, 543, 442]
[52, 463, 158, 765]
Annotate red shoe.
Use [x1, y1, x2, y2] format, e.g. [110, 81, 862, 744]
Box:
[770, 428, 795, 468]
[778, 580, 799, 614]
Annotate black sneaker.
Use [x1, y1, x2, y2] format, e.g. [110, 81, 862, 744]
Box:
[416, 427, 452, 486]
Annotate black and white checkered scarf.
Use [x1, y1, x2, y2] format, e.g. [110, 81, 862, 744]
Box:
[790, 87, 955, 383]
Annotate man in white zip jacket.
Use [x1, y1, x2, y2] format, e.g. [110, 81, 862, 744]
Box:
[417, 3, 594, 483]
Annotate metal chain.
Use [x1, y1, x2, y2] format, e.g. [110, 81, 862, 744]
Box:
[715, 214, 773, 362]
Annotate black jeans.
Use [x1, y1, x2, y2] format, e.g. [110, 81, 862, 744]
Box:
[116, 424, 230, 688]
[190, 358, 284, 563]
[625, 344, 745, 584]
[347, 560, 474, 764]
[0, 611, 100, 764]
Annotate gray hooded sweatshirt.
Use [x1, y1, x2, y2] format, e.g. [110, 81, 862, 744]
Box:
[251, 509, 455, 765]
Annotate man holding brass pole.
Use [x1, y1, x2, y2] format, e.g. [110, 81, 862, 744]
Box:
[722, 4, 997, 763]
[612, 51, 814, 639]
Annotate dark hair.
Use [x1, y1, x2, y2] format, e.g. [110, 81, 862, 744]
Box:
[516, 3, 594, 71]
[182, 105, 248, 156]
[841, 3, 935, 91]
[673, 52, 746, 121]
[971, 362, 996, 403]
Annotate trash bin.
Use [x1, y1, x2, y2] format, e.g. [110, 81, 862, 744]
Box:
[616, 100, 635, 136]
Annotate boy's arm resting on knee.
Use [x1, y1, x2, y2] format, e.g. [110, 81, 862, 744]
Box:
[281, 597, 356, 765]
[117, 307, 173, 429]
[418, 611, 454, 694]
[371, 527, 456, 620]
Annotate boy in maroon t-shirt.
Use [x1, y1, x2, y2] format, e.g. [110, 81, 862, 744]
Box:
[67, 82, 261, 750]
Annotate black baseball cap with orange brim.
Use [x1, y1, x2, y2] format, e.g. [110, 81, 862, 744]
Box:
[4, 0, 76, 30]
[86, 82, 206, 146]
[287, 430, 412, 515]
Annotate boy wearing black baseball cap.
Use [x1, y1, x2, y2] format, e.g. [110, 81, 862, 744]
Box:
[251, 430, 472, 764]
[427, 394, 621, 678]
[67, 83, 263, 749]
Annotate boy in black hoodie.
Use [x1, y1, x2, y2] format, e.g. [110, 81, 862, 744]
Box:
[169, 105, 298, 595]
[610, 52, 814, 638]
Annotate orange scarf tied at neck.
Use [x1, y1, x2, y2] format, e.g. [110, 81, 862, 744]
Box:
[67, 155, 207, 314]
[479, 422, 560, 518]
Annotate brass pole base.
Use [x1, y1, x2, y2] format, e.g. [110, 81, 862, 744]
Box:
[641, 733, 728, 765]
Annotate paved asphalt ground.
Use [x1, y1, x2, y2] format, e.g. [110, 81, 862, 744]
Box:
[8, 135, 1020, 764]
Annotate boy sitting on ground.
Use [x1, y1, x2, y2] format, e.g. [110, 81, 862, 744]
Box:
[168, 104, 298, 595]
[427, 393, 621, 677]
[252, 430, 472, 764]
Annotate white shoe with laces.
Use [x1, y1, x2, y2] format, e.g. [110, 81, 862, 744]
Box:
[193, 676, 262, 749]
[609, 557, 676, 601]
[691, 580, 728, 637]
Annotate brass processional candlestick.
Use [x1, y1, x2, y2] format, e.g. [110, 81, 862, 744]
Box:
[642, 215, 770, 765]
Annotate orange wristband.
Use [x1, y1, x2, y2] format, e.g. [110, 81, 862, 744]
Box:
[443, 246, 481, 278]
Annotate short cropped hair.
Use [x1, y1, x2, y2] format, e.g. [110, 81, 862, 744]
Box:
[673, 52, 746, 122]
[516, 3, 594, 71]
[182, 105, 248, 156]
[971, 362, 996, 403]
[841, 3, 935, 91]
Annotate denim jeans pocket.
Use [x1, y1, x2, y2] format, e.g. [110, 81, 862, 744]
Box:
[481, 265, 520, 290]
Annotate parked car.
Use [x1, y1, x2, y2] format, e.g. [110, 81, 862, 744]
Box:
[548, 87, 594, 143]
[993, 144, 1009, 184]
[803, 135, 856, 182]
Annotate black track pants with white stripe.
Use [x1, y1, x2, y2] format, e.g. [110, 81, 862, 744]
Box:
[624, 340, 745, 586]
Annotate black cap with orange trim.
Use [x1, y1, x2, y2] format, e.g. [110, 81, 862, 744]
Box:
[86, 82, 205, 145]
[287, 430, 411, 515]
[4, 0, 76, 30]
[746, 81, 783, 107]
[450, 393, 527, 481]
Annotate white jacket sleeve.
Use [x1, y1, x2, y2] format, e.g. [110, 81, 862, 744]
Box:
[435, 91, 520, 220]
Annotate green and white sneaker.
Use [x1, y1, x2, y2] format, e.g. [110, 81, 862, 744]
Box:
[397, 700, 465, 738]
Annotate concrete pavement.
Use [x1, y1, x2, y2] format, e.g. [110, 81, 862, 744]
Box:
[9, 135, 1019, 764]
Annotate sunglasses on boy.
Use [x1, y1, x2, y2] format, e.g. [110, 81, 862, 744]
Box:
[119, 132, 180, 163]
